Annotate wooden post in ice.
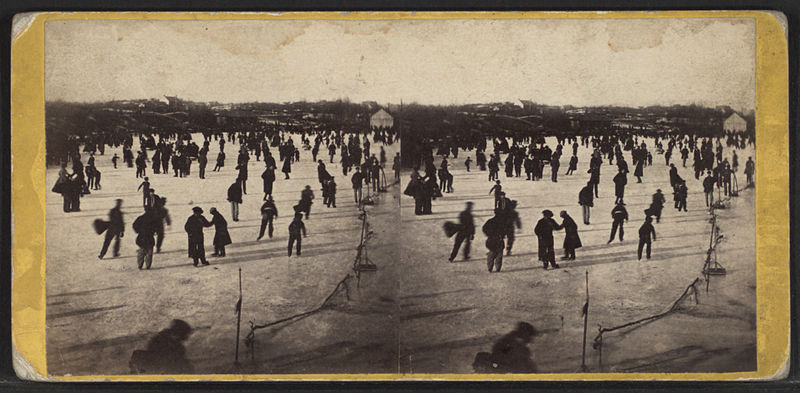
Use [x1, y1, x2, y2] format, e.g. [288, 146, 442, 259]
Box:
[580, 270, 589, 372]
[235, 267, 242, 365]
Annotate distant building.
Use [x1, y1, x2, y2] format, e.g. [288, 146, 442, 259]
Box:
[723, 113, 747, 132]
[370, 109, 394, 128]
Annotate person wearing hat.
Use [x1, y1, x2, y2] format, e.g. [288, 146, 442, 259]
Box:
[154, 196, 171, 253]
[488, 322, 538, 373]
[607, 201, 629, 244]
[448, 201, 475, 263]
[137, 176, 150, 208]
[287, 212, 307, 257]
[638, 216, 657, 260]
[482, 208, 506, 272]
[504, 200, 522, 256]
[298, 185, 315, 219]
[227, 178, 243, 222]
[184, 207, 212, 266]
[648, 189, 666, 223]
[257, 195, 279, 240]
[613, 167, 627, 205]
[559, 210, 581, 260]
[132, 206, 158, 269]
[534, 209, 561, 269]
[209, 207, 232, 257]
[130, 319, 194, 374]
[98, 199, 125, 259]
[578, 181, 594, 225]
[489, 180, 503, 209]
[351, 166, 364, 204]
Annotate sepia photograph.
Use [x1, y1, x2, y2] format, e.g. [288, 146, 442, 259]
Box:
[39, 14, 760, 377]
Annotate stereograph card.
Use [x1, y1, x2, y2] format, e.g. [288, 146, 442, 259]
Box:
[9, 11, 789, 382]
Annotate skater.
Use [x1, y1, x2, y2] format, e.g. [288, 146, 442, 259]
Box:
[448, 202, 475, 262]
[98, 199, 125, 259]
[257, 195, 278, 240]
[261, 163, 276, 200]
[154, 197, 171, 253]
[227, 179, 243, 222]
[505, 200, 522, 256]
[744, 156, 755, 186]
[298, 185, 315, 219]
[184, 206, 212, 266]
[287, 212, 307, 257]
[633, 158, 644, 183]
[132, 207, 158, 270]
[489, 180, 503, 209]
[675, 180, 688, 212]
[637, 216, 657, 260]
[482, 208, 506, 273]
[703, 171, 716, 207]
[209, 207, 232, 257]
[534, 210, 561, 269]
[607, 201, 628, 243]
[137, 177, 151, 208]
[578, 181, 594, 225]
[351, 167, 364, 204]
[326, 178, 337, 208]
[613, 168, 627, 204]
[588, 165, 600, 198]
[112, 153, 119, 169]
[197, 146, 208, 179]
[559, 210, 582, 260]
[281, 154, 292, 179]
[236, 162, 248, 194]
[648, 189, 666, 223]
[213, 150, 225, 171]
[465, 156, 472, 172]
[566, 154, 578, 175]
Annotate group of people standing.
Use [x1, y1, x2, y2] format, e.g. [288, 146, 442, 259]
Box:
[435, 131, 754, 273]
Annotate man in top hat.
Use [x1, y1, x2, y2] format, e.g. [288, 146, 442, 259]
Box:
[534, 209, 561, 269]
[184, 207, 212, 266]
[607, 201, 629, 244]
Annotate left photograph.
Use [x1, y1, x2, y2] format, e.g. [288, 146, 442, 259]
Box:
[44, 19, 401, 375]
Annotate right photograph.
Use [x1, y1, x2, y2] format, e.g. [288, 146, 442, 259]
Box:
[398, 18, 756, 374]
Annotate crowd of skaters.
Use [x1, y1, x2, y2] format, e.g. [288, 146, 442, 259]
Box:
[423, 130, 754, 272]
[52, 126, 400, 270]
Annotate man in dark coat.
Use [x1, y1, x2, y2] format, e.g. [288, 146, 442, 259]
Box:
[505, 200, 522, 256]
[184, 207, 212, 266]
[298, 185, 315, 219]
[197, 146, 208, 179]
[488, 322, 539, 373]
[153, 197, 171, 253]
[209, 207, 232, 257]
[613, 168, 627, 204]
[133, 207, 158, 269]
[607, 202, 629, 243]
[236, 162, 248, 194]
[281, 155, 292, 179]
[288, 212, 307, 257]
[98, 199, 125, 259]
[129, 319, 193, 374]
[351, 167, 364, 204]
[261, 164, 276, 200]
[703, 171, 716, 207]
[587, 165, 600, 198]
[647, 189, 666, 223]
[534, 210, 561, 269]
[227, 179, 243, 222]
[448, 202, 475, 262]
[638, 216, 657, 260]
[483, 208, 506, 273]
[559, 210, 582, 260]
[257, 195, 278, 240]
[578, 181, 594, 225]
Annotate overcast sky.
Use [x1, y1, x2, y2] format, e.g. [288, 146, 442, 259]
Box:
[45, 17, 755, 111]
